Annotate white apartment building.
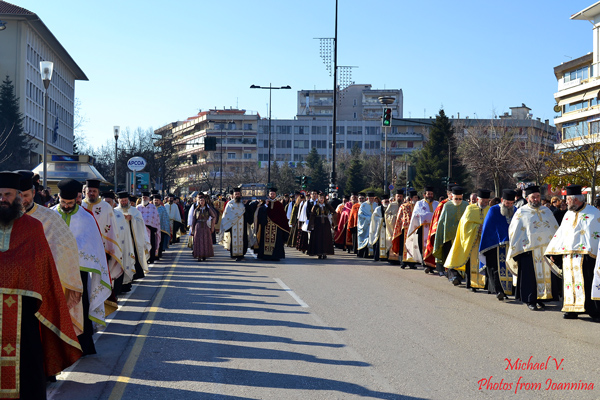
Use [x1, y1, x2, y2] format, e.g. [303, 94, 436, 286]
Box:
[297, 84, 402, 121]
[553, 1, 600, 149]
[0, 1, 87, 164]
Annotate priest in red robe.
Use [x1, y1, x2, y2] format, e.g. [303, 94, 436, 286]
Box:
[0, 171, 81, 399]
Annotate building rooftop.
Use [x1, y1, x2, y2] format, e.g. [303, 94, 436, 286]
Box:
[571, 1, 600, 21]
[554, 53, 593, 78]
[0, 1, 33, 14]
[0, 0, 88, 81]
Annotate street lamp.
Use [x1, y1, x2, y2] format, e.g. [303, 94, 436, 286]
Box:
[378, 96, 395, 196]
[250, 84, 291, 186]
[40, 61, 53, 189]
[114, 126, 120, 191]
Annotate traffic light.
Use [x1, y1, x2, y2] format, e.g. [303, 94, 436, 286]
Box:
[205, 136, 217, 151]
[441, 176, 449, 186]
[301, 175, 307, 189]
[295, 176, 302, 185]
[382, 108, 392, 127]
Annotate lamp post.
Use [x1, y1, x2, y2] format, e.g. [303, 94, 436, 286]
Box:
[114, 126, 120, 191]
[378, 96, 395, 195]
[40, 61, 54, 189]
[250, 84, 291, 186]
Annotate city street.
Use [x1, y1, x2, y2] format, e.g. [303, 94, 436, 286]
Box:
[48, 237, 600, 400]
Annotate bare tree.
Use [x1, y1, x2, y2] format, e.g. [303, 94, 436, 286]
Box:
[546, 127, 600, 199]
[455, 119, 518, 195]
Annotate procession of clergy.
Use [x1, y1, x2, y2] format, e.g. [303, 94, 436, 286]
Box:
[0, 171, 185, 399]
[4, 167, 600, 399]
[326, 183, 600, 322]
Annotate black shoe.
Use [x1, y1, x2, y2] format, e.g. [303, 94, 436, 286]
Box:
[318, 255, 322, 259]
[202, 257, 206, 261]
[496, 292, 505, 301]
[563, 312, 577, 319]
[235, 257, 243, 262]
[452, 279, 460, 286]
[409, 265, 417, 269]
[424, 267, 431, 274]
[400, 264, 406, 269]
[323, 255, 327, 259]
[537, 302, 545, 310]
[591, 316, 600, 323]
[471, 288, 477, 292]
[439, 271, 446, 277]
[527, 303, 537, 311]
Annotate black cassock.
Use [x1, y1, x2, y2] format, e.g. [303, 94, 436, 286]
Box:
[255, 201, 288, 261]
[307, 203, 335, 257]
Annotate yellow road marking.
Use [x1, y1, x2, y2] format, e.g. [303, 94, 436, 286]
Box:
[108, 249, 183, 400]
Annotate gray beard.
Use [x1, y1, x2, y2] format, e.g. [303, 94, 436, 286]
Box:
[500, 205, 514, 218]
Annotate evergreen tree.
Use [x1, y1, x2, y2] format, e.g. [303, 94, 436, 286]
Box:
[305, 147, 328, 192]
[0, 76, 31, 170]
[345, 145, 364, 194]
[413, 109, 468, 195]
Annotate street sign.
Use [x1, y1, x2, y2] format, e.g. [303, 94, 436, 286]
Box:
[388, 184, 394, 190]
[127, 156, 147, 171]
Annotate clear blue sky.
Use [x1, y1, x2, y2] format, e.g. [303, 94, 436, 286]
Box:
[16, 0, 599, 148]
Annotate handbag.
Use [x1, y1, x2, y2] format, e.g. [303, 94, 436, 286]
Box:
[187, 234, 193, 248]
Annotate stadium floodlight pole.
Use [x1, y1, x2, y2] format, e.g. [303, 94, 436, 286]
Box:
[40, 61, 54, 189]
[250, 84, 291, 186]
[331, 0, 338, 190]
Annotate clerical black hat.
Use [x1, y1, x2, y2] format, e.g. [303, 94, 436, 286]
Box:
[15, 170, 34, 192]
[57, 179, 82, 200]
[409, 190, 418, 197]
[524, 186, 540, 196]
[141, 191, 151, 197]
[294, 191, 301, 195]
[396, 189, 405, 195]
[565, 185, 582, 196]
[117, 191, 129, 199]
[424, 186, 434, 192]
[451, 186, 464, 195]
[269, 187, 277, 193]
[351, 192, 359, 196]
[152, 194, 162, 200]
[129, 195, 137, 202]
[477, 189, 491, 199]
[0, 171, 22, 190]
[358, 192, 366, 197]
[233, 187, 241, 193]
[502, 189, 517, 201]
[366, 191, 375, 197]
[102, 191, 115, 199]
[86, 179, 101, 189]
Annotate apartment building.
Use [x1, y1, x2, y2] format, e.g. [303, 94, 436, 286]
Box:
[553, 2, 600, 150]
[156, 108, 258, 194]
[0, 1, 87, 164]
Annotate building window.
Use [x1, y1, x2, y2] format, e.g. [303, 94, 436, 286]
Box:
[353, 112, 357, 119]
[276, 125, 291, 134]
[312, 140, 327, 149]
[563, 121, 588, 140]
[243, 153, 252, 159]
[346, 140, 362, 150]
[243, 123, 252, 130]
[365, 126, 380, 135]
[293, 154, 304, 161]
[336, 126, 345, 135]
[258, 154, 268, 161]
[312, 126, 326, 135]
[228, 153, 236, 159]
[294, 126, 308, 134]
[564, 66, 589, 83]
[353, 99, 357, 106]
[294, 140, 310, 148]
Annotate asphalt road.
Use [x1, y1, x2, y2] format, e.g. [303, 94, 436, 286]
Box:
[47, 237, 600, 400]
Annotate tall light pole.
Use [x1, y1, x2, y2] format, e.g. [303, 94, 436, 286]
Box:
[379, 96, 395, 196]
[114, 126, 120, 191]
[40, 61, 53, 189]
[250, 84, 291, 186]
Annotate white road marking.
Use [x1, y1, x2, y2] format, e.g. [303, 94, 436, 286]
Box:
[274, 278, 309, 308]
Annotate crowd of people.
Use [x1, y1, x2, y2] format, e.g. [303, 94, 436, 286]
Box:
[3, 167, 600, 398]
[0, 171, 192, 398]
